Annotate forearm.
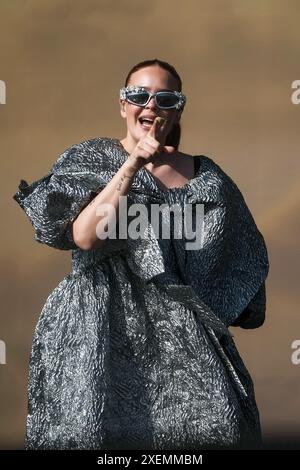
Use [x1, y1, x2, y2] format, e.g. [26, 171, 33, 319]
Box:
[72, 158, 140, 250]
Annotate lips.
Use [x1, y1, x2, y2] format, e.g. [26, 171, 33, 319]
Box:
[138, 115, 158, 130]
[138, 115, 158, 123]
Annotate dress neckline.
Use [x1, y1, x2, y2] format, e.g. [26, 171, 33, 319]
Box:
[113, 138, 203, 194]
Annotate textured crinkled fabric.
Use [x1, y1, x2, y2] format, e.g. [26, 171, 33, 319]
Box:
[13, 137, 269, 450]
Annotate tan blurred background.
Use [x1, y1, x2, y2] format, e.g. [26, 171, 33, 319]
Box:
[0, 0, 299, 449]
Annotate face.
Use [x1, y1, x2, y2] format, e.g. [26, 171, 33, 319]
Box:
[120, 65, 183, 151]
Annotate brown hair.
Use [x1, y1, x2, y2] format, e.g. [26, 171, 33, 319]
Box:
[124, 58, 184, 150]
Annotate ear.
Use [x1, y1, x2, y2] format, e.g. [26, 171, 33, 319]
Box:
[120, 99, 126, 118]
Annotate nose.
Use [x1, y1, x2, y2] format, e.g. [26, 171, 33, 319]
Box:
[146, 96, 158, 110]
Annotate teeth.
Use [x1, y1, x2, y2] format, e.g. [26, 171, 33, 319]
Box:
[139, 120, 153, 128]
[139, 118, 155, 123]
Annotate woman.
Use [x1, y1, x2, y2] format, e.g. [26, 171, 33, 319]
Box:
[13, 58, 269, 450]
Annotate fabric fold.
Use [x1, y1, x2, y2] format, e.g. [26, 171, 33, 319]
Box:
[13, 140, 114, 250]
[125, 153, 269, 330]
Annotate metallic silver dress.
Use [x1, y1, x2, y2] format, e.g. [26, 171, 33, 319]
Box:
[13, 137, 269, 450]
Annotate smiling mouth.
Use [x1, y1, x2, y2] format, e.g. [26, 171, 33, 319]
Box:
[138, 117, 156, 129]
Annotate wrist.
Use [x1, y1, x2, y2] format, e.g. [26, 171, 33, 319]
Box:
[123, 156, 143, 175]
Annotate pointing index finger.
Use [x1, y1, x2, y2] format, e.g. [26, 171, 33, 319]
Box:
[147, 116, 167, 142]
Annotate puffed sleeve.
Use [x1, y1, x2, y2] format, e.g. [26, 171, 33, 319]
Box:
[230, 282, 267, 329]
[13, 143, 108, 251]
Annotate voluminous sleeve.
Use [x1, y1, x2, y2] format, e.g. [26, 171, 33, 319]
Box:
[13, 143, 108, 250]
[183, 155, 269, 328]
[230, 281, 267, 329]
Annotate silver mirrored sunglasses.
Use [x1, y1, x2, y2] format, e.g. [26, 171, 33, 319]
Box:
[119, 85, 186, 110]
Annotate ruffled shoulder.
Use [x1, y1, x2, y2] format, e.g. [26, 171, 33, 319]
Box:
[183, 153, 269, 328]
[13, 137, 122, 250]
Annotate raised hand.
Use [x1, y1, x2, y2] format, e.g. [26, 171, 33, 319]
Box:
[147, 116, 168, 146]
[128, 117, 169, 170]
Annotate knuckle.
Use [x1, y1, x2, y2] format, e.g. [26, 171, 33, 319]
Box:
[147, 136, 157, 145]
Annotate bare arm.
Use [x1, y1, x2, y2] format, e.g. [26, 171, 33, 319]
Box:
[72, 158, 140, 250]
[72, 117, 169, 251]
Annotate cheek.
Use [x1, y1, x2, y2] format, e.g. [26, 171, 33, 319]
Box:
[127, 104, 139, 118]
[128, 111, 139, 123]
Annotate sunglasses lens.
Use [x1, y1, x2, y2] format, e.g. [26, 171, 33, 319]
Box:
[125, 90, 180, 108]
[127, 92, 149, 106]
[156, 92, 178, 108]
